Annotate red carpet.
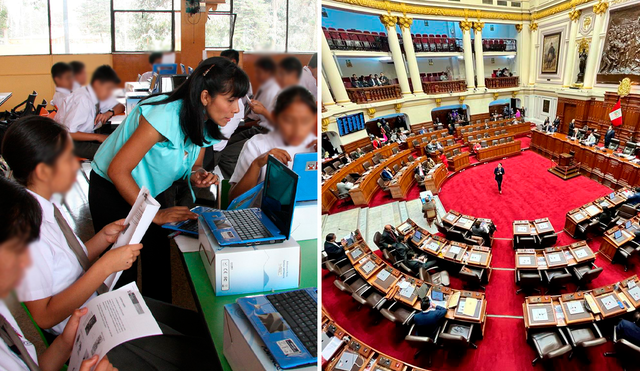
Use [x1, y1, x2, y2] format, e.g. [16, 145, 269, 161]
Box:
[323, 149, 637, 370]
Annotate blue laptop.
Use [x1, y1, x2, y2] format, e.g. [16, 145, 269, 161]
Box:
[162, 206, 215, 236]
[292, 152, 318, 202]
[237, 288, 318, 369]
[202, 155, 299, 247]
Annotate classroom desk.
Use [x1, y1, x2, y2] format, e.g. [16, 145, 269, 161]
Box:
[599, 217, 640, 261]
[563, 189, 631, 238]
[176, 237, 317, 371]
[476, 139, 522, 162]
[531, 130, 640, 189]
[522, 275, 640, 334]
[512, 218, 556, 249]
[349, 149, 412, 205]
[514, 241, 595, 271]
[388, 156, 423, 199]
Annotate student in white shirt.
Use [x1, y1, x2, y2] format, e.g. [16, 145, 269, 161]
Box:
[247, 56, 280, 127]
[2, 116, 221, 370]
[50, 62, 73, 114]
[249, 56, 303, 128]
[0, 176, 116, 371]
[69, 61, 86, 92]
[229, 86, 317, 201]
[57, 65, 125, 160]
[300, 53, 317, 100]
[139, 52, 162, 83]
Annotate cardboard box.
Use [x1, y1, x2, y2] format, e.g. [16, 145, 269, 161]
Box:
[199, 218, 301, 296]
[223, 303, 317, 371]
[290, 200, 318, 241]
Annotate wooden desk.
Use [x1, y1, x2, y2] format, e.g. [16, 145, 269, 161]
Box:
[476, 139, 522, 162]
[600, 223, 636, 261]
[564, 189, 630, 238]
[348, 149, 411, 206]
[447, 151, 471, 172]
[515, 242, 595, 271]
[388, 157, 423, 199]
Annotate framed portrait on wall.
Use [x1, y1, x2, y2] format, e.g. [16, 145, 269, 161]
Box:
[541, 32, 561, 74]
[542, 99, 550, 114]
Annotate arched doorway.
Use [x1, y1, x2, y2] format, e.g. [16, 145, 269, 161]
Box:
[431, 104, 470, 125]
[364, 113, 410, 138]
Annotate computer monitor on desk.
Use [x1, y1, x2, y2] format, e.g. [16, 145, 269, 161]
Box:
[152, 63, 178, 75]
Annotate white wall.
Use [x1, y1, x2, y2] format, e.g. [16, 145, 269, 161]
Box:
[524, 93, 557, 126]
[336, 57, 397, 79]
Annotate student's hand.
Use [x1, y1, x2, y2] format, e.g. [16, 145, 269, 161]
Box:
[100, 219, 127, 244]
[94, 134, 109, 143]
[100, 243, 143, 274]
[95, 112, 114, 126]
[191, 168, 219, 188]
[153, 206, 198, 225]
[59, 307, 88, 350]
[249, 100, 268, 116]
[306, 141, 318, 152]
[253, 148, 291, 168]
[80, 355, 117, 371]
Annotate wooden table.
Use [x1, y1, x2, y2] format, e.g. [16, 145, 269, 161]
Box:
[348, 149, 411, 206]
[388, 157, 423, 199]
[600, 222, 636, 261]
[447, 151, 471, 172]
[423, 162, 448, 194]
[476, 139, 522, 162]
[563, 188, 630, 238]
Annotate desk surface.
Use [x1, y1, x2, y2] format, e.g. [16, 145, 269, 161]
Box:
[179, 238, 318, 371]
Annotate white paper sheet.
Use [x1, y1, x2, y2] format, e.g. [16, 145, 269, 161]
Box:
[574, 249, 588, 259]
[518, 256, 532, 265]
[566, 301, 584, 315]
[427, 242, 440, 251]
[449, 246, 461, 255]
[400, 285, 415, 298]
[547, 253, 561, 263]
[376, 269, 390, 281]
[104, 187, 160, 290]
[601, 295, 618, 310]
[531, 308, 549, 321]
[469, 253, 482, 263]
[68, 282, 162, 371]
[628, 286, 640, 301]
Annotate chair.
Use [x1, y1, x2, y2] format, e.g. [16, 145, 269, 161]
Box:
[405, 324, 439, 365]
[515, 269, 542, 295]
[538, 232, 558, 248]
[481, 141, 488, 148]
[392, 147, 399, 154]
[408, 155, 415, 162]
[332, 161, 341, 170]
[499, 138, 506, 144]
[393, 164, 400, 173]
[508, 136, 514, 141]
[333, 273, 368, 294]
[529, 329, 572, 366]
[491, 140, 498, 146]
[571, 262, 603, 291]
[415, 173, 426, 188]
[617, 204, 639, 220]
[382, 248, 415, 275]
[446, 228, 468, 243]
[329, 187, 352, 208]
[604, 313, 640, 368]
[325, 259, 355, 279]
[564, 322, 607, 361]
[323, 167, 335, 176]
[543, 268, 572, 294]
[352, 285, 385, 310]
[419, 266, 450, 287]
[459, 266, 485, 291]
[363, 161, 372, 170]
[412, 140, 420, 147]
[380, 302, 415, 325]
[377, 178, 391, 193]
[613, 243, 637, 272]
[435, 221, 450, 236]
[421, 137, 428, 143]
[371, 156, 380, 165]
[438, 320, 477, 349]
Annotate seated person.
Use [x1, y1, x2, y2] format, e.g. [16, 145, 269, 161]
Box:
[426, 140, 443, 155]
[56, 65, 125, 159]
[380, 225, 436, 270]
[247, 56, 280, 124]
[69, 61, 87, 91]
[625, 187, 640, 205]
[470, 220, 490, 246]
[50, 62, 74, 114]
[414, 165, 425, 181]
[3, 116, 218, 370]
[0, 177, 117, 371]
[229, 86, 316, 202]
[300, 53, 317, 100]
[424, 157, 436, 170]
[139, 52, 163, 83]
[398, 131, 407, 142]
[472, 142, 482, 154]
[336, 177, 354, 196]
[582, 130, 597, 146]
[413, 297, 447, 338]
[381, 166, 393, 181]
[418, 126, 427, 135]
[616, 318, 640, 347]
[598, 206, 615, 228]
[324, 233, 347, 261]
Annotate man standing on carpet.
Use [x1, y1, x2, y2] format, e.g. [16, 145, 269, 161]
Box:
[494, 163, 505, 194]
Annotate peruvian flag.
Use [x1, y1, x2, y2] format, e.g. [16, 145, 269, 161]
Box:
[609, 99, 623, 127]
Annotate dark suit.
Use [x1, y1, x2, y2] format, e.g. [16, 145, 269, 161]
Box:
[617, 319, 640, 347]
[471, 225, 489, 246]
[381, 169, 393, 181]
[627, 193, 640, 205]
[494, 167, 505, 192]
[324, 241, 346, 261]
[568, 122, 575, 137]
[604, 129, 615, 148]
[413, 306, 447, 337]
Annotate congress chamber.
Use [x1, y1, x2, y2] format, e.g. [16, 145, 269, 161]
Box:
[320, 0, 640, 369]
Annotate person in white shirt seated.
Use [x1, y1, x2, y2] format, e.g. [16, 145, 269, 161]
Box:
[2, 116, 221, 370]
[246, 56, 281, 133]
[229, 86, 316, 201]
[57, 65, 125, 160]
[69, 61, 86, 92]
[582, 129, 597, 146]
[50, 62, 74, 115]
[0, 177, 117, 371]
[139, 52, 163, 83]
[336, 177, 354, 196]
[300, 53, 317, 100]
[249, 56, 303, 129]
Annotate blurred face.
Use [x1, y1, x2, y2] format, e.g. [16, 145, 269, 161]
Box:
[275, 101, 315, 147]
[203, 91, 240, 127]
[256, 68, 273, 85]
[36, 136, 79, 194]
[276, 69, 299, 89]
[0, 239, 31, 298]
[75, 69, 87, 86]
[92, 81, 118, 101]
[55, 71, 74, 90]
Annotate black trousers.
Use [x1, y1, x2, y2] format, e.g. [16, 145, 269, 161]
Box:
[496, 178, 503, 192]
[88, 171, 172, 302]
[73, 140, 102, 160]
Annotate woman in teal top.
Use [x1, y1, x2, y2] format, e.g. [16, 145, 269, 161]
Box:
[89, 57, 250, 302]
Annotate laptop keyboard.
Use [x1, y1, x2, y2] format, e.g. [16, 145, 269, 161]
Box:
[222, 209, 273, 240]
[266, 290, 318, 356]
[179, 219, 199, 233]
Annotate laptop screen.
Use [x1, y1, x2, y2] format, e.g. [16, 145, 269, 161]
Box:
[626, 221, 632, 229]
[171, 75, 188, 89]
[261, 156, 299, 239]
[615, 230, 622, 239]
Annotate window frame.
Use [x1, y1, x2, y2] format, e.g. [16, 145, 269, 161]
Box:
[110, 0, 177, 53]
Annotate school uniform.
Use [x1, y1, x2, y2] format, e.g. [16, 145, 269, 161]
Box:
[205, 99, 251, 179]
[72, 81, 81, 91]
[16, 190, 96, 335]
[300, 66, 317, 100]
[0, 301, 39, 371]
[51, 87, 71, 114]
[250, 78, 280, 129]
[139, 71, 154, 83]
[229, 130, 316, 185]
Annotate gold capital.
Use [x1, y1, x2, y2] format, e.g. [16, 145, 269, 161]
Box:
[367, 107, 376, 118]
[473, 21, 484, 33]
[529, 22, 538, 31]
[593, 0, 609, 15]
[321, 117, 330, 132]
[493, 92, 499, 101]
[435, 98, 442, 107]
[394, 103, 403, 113]
[380, 15, 398, 28]
[569, 8, 581, 22]
[578, 37, 590, 53]
[459, 20, 473, 32]
[397, 16, 413, 30]
[515, 24, 523, 33]
[459, 96, 465, 104]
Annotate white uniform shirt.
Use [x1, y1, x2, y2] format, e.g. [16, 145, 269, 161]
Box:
[57, 85, 117, 134]
[230, 130, 316, 184]
[139, 71, 154, 83]
[250, 78, 281, 130]
[51, 87, 71, 114]
[213, 99, 245, 151]
[72, 81, 81, 91]
[16, 191, 96, 335]
[0, 301, 38, 371]
[300, 66, 317, 100]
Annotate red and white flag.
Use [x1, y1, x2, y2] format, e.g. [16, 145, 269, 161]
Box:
[609, 99, 623, 126]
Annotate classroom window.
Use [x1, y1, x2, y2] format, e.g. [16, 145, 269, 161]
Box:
[0, 0, 50, 55]
[205, 0, 317, 53]
[50, 0, 111, 54]
[113, 0, 176, 52]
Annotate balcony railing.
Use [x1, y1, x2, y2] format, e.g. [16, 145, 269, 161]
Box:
[422, 79, 467, 94]
[346, 85, 402, 104]
[485, 76, 519, 89]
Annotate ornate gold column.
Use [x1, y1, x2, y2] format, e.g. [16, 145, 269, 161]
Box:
[398, 16, 424, 94]
[528, 22, 538, 85]
[381, 15, 412, 95]
[460, 20, 475, 89]
[583, 1, 608, 89]
[320, 73, 335, 107]
[563, 9, 581, 87]
[473, 21, 485, 88]
[321, 31, 351, 104]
